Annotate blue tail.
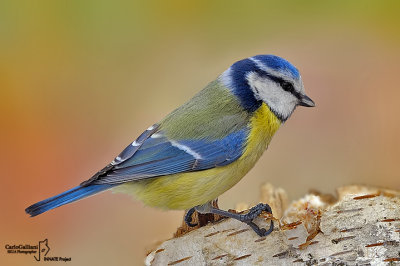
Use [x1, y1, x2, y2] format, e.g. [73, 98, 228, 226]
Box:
[25, 184, 114, 217]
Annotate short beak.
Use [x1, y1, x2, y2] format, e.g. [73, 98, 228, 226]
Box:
[298, 94, 315, 107]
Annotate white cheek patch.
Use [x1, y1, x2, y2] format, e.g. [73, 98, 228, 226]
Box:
[247, 72, 298, 121]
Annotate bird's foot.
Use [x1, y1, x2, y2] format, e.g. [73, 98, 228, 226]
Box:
[192, 202, 274, 237]
[236, 203, 274, 237]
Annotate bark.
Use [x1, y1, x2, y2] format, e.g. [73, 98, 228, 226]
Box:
[146, 185, 400, 265]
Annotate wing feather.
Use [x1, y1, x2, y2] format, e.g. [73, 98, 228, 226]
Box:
[85, 127, 248, 185]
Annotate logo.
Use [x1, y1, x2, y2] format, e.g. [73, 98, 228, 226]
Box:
[34, 239, 50, 261]
[5, 239, 71, 262]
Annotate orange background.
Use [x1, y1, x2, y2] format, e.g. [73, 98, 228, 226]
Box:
[1, 1, 400, 265]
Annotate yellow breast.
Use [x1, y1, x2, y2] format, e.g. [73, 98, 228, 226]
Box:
[113, 103, 281, 210]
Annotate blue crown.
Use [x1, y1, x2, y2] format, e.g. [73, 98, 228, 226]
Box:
[252, 55, 299, 79]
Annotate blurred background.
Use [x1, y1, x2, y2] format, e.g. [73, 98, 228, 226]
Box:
[1, 0, 400, 265]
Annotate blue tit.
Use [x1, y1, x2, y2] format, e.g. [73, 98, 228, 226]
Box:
[26, 54, 314, 236]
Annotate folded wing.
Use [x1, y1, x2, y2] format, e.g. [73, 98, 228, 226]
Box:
[83, 124, 248, 185]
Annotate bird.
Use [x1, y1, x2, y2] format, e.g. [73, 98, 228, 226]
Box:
[25, 54, 315, 237]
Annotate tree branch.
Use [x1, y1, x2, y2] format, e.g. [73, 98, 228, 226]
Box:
[146, 184, 400, 265]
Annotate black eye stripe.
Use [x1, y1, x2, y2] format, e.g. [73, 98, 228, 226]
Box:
[255, 70, 302, 99]
[281, 81, 294, 92]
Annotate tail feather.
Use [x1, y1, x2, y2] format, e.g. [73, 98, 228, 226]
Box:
[25, 184, 114, 217]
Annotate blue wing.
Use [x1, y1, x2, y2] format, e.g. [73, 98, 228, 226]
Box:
[26, 123, 248, 216]
[84, 124, 248, 185]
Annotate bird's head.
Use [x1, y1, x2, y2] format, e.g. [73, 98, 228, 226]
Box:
[220, 54, 314, 122]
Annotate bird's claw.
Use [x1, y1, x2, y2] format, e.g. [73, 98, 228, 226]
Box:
[241, 203, 272, 222]
[184, 207, 198, 227]
[241, 203, 274, 237]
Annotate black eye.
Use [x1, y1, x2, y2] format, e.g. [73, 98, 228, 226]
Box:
[281, 81, 294, 92]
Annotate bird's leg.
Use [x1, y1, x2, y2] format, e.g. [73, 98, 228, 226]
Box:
[191, 202, 274, 237]
[185, 199, 222, 228]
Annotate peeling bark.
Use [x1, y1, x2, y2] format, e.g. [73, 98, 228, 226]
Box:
[146, 185, 400, 265]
